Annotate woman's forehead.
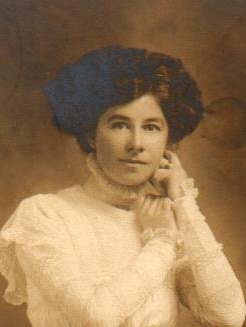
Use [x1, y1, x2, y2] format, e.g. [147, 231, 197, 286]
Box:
[100, 94, 166, 122]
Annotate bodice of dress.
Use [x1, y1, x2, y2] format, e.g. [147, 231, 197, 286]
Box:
[0, 186, 179, 327]
[0, 180, 245, 326]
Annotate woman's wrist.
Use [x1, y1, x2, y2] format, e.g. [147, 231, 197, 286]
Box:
[169, 177, 199, 201]
[167, 177, 200, 230]
[141, 226, 177, 246]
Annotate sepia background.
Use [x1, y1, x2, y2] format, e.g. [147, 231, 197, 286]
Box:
[0, 0, 246, 326]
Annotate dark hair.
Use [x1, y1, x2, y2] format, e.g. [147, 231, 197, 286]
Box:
[44, 45, 204, 153]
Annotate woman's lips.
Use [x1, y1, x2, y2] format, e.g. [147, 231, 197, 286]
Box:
[120, 159, 147, 165]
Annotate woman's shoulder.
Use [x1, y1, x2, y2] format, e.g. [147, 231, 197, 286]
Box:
[17, 184, 82, 211]
[1, 185, 83, 232]
[0, 185, 84, 305]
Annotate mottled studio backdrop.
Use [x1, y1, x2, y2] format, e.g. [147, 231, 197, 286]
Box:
[0, 1, 246, 326]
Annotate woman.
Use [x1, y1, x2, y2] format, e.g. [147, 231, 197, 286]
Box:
[0, 45, 245, 327]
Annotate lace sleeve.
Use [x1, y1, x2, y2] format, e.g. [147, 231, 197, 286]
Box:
[0, 195, 177, 327]
[173, 187, 246, 327]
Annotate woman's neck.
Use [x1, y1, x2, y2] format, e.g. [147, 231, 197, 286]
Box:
[82, 153, 149, 210]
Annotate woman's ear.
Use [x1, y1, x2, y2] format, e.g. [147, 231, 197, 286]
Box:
[86, 129, 96, 150]
[88, 136, 96, 150]
[166, 142, 179, 152]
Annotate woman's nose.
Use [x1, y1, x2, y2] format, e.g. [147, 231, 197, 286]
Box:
[126, 129, 144, 154]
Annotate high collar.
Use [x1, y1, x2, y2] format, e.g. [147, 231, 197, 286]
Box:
[83, 153, 150, 210]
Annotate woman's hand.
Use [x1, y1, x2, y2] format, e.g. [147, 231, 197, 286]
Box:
[136, 194, 177, 232]
[152, 150, 188, 200]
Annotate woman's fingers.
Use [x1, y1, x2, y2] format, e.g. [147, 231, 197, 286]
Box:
[162, 197, 177, 230]
[162, 197, 172, 211]
[141, 195, 162, 214]
[153, 168, 171, 182]
[155, 197, 164, 214]
[164, 150, 182, 167]
[137, 195, 145, 208]
[137, 195, 160, 229]
[140, 194, 155, 213]
[148, 196, 164, 216]
[136, 193, 177, 231]
[159, 158, 169, 168]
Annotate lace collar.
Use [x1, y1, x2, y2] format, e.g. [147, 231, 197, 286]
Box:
[85, 153, 148, 208]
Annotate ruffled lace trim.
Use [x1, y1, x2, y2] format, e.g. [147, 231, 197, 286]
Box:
[179, 178, 199, 198]
[140, 227, 177, 246]
[86, 153, 147, 203]
[0, 232, 27, 305]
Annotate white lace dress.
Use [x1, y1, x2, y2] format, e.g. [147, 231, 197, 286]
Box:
[0, 183, 245, 327]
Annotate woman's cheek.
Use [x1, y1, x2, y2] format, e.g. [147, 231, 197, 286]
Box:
[97, 138, 124, 161]
[107, 135, 128, 154]
[150, 136, 167, 153]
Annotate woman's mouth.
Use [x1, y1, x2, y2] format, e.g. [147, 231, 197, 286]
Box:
[120, 159, 147, 166]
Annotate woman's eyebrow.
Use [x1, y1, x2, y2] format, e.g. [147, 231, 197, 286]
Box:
[144, 118, 165, 125]
[107, 115, 165, 125]
[107, 114, 130, 122]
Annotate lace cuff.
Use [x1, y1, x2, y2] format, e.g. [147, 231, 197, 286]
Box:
[173, 195, 221, 259]
[140, 227, 177, 246]
[0, 230, 28, 305]
[180, 178, 199, 198]
[171, 178, 199, 216]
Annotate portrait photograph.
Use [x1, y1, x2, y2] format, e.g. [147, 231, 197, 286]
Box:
[0, 1, 246, 326]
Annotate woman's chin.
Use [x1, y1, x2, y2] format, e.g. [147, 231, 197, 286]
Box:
[115, 175, 151, 188]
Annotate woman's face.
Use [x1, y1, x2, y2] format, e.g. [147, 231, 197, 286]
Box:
[94, 94, 169, 186]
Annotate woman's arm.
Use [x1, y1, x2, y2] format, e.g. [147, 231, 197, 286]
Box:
[174, 194, 246, 327]
[0, 194, 176, 327]
[153, 150, 246, 327]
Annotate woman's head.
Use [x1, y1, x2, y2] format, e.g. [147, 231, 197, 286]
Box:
[44, 45, 204, 154]
[94, 93, 168, 186]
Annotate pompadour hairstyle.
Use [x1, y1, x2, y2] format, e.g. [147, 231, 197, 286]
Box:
[44, 45, 204, 153]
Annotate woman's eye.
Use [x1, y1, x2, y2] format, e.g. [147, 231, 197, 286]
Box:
[111, 122, 128, 130]
[143, 124, 161, 131]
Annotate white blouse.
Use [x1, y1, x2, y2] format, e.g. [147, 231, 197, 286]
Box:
[0, 184, 245, 327]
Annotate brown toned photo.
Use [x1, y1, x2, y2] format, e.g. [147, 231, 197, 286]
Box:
[1, 1, 246, 326]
